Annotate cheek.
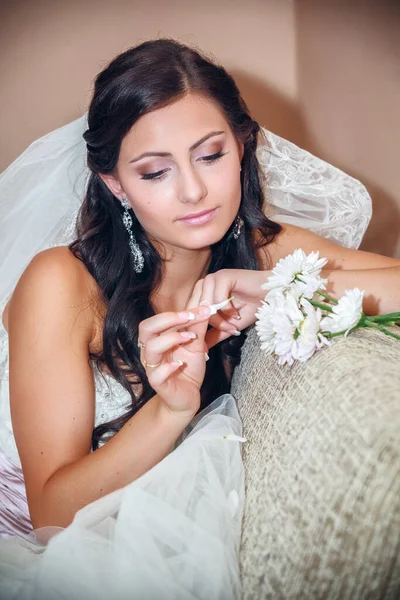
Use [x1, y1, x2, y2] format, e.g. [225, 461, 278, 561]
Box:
[125, 187, 175, 231]
[213, 162, 241, 203]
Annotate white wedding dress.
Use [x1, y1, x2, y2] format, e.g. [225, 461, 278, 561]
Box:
[0, 116, 372, 600]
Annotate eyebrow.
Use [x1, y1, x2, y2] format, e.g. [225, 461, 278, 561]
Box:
[128, 130, 225, 164]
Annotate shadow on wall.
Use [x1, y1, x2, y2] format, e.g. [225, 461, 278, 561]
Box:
[232, 70, 306, 149]
[233, 70, 400, 256]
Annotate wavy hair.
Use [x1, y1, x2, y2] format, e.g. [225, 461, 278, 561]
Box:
[68, 38, 282, 450]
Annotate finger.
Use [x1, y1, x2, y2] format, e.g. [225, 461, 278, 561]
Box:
[197, 274, 216, 308]
[138, 307, 208, 346]
[221, 298, 243, 323]
[211, 274, 240, 320]
[205, 327, 237, 350]
[198, 276, 239, 334]
[143, 330, 197, 367]
[182, 281, 212, 352]
[146, 359, 184, 388]
[186, 278, 204, 310]
[208, 311, 240, 335]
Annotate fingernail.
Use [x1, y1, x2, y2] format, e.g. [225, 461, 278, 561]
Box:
[204, 352, 210, 361]
[228, 329, 241, 336]
[171, 360, 184, 367]
[228, 316, 241, 324]
[199, 305, 211, 316]
[178, 311, 195, 321]
[180, 331, 196, 340]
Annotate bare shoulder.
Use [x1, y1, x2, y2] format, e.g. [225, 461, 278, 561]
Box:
[3, 246, 101, 341]
[256, 222, 400, 270]
[5, 246, 106, 521]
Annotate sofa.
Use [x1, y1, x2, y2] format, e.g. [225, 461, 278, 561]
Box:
[232, 325, 400, 599]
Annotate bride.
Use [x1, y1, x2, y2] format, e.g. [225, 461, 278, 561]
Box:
[0, 38, 399, 599]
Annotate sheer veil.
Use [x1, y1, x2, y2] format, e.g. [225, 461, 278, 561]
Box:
[0, 115, 372, 313]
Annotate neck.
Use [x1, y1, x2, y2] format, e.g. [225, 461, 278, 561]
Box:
[151, 243, 212, 313]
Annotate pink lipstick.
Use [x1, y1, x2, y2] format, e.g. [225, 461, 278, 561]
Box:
[177, 208, 217, 226]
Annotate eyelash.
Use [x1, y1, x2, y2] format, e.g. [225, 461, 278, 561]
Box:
[140, 151, 226, 182]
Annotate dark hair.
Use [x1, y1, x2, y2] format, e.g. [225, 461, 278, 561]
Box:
[69, 37, 282, 450]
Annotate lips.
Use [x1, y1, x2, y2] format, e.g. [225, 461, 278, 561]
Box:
[177, 208, 215, 221]
[177, 207, 218, 227]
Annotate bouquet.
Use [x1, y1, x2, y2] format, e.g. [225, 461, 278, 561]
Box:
[255, 249, 400, 366]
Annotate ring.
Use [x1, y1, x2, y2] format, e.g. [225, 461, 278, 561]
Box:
[143, 357, 162, 368]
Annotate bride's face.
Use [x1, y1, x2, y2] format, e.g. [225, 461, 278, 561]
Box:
[101, 92, 244, 251]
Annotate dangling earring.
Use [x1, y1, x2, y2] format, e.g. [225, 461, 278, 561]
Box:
[232, 214, 244, 239]
[227, 213, 244, 241]
[227, 166, 244, 241]
[121, 197, 144, 273]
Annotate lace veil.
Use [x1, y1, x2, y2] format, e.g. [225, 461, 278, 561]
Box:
[0, 115, 372, 311]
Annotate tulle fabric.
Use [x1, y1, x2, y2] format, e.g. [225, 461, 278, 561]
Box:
[0, 394, 245, 600]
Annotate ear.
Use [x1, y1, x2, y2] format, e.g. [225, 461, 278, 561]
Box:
[98, 173, 124, 200]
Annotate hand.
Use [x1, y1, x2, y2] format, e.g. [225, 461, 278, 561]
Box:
[185, 269, 271, 350]
[137, 303, 211, 416]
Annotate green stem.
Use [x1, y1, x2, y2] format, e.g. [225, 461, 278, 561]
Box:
[323, 329, 352, 339]
[364, 320, 400, 340]
[316, 290, 339, 305]
[367, 312, 400, 323]
[309, 300, 334, 313]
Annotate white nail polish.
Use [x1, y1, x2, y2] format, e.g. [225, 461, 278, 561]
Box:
[204, 352, 210, 361]
[187, 312, 195, 320]
[208, 296, 235, 316]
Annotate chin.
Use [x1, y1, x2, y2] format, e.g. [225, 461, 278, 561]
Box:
[184, 230, 229, 249]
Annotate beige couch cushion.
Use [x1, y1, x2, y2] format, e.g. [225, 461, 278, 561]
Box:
[231, 326, 400, 599]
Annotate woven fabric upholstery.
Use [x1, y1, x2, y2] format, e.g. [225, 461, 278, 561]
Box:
[231, 326, 400, 599]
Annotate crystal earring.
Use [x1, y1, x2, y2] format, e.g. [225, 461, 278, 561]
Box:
[121, 197, 144, 273]
[232, 214, 244, 240]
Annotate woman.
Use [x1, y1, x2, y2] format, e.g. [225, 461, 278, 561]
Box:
[0, 37, 399, 597]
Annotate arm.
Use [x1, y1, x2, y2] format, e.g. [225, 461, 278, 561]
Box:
[8, 248, 195, 529]
[263, 223, 400, 315]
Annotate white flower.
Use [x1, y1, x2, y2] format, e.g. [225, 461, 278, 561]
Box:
[273, 294, 304, 365]
[255, 294, 282, 354]
[255, 293, 330, 366]
[292, 300, 331, 362]
[321, 288, 365, 336]
[262, 249, 328, 300]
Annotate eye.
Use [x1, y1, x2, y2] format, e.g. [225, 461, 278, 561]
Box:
[200, 151, 226, 164]
[140, 151, 227, 182]
[140, 169, 168, 182]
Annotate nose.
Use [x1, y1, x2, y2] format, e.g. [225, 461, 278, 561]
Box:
[177, 163, 207, 205]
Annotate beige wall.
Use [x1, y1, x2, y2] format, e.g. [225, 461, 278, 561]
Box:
[1, 0, 399, 256]
[296, 0, 400, 257]
[0, 0, 298, 169]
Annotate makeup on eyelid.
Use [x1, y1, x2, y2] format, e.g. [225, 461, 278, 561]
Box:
[139, 150, 227, 181]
